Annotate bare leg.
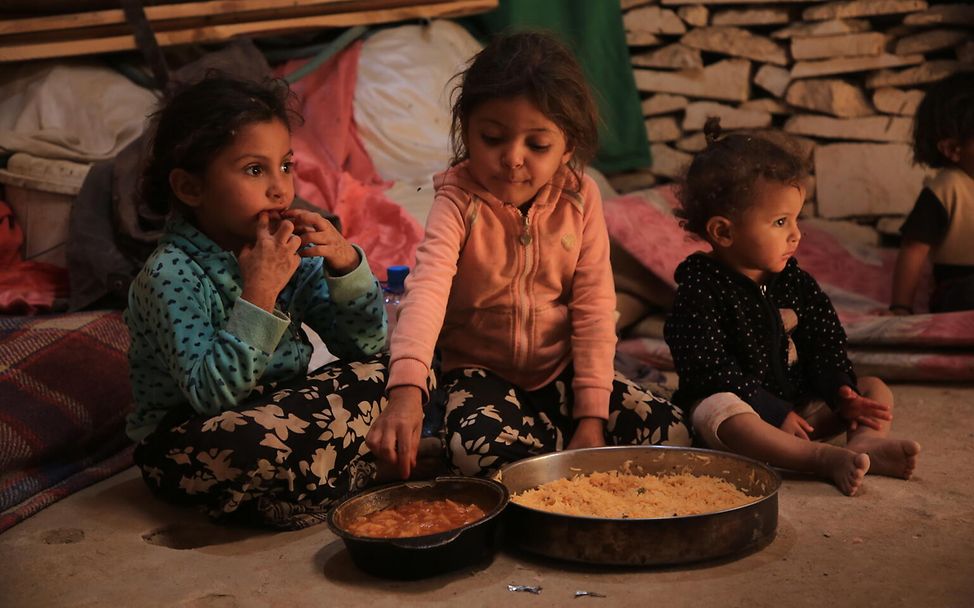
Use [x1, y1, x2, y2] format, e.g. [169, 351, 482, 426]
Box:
[717, 413, 869, 496]
[845, 377, 921, 479]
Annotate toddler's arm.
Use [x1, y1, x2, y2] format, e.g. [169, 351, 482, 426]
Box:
[792, 269, 857, 408]
[889, 239, 931, 315]
[665, 285, 792, 427]
[888, 185, 949, 313]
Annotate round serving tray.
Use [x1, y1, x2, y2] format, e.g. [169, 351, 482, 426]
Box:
[496, 446, 780, 566]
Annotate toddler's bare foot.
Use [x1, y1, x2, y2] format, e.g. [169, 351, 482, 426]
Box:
[848, 436, 921, 479]
[815, 445, 870, 496]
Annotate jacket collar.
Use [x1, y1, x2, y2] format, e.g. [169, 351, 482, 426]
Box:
[675, 251, 798, 291]
[160, 215, 242, 293]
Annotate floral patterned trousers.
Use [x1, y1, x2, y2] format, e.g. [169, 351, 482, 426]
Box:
[442, 366, 691, 477]
[133, 353, 396, 529]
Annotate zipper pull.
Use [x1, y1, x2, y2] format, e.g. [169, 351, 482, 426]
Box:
[760, 284, 767, 296]
[519, 213, 532, 246]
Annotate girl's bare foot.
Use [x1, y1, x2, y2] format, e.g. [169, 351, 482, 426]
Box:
[815, 445, 870, 496]
[847, 436, 921, 479]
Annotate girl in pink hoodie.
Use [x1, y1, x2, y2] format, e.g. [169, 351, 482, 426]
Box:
[367, 31, 689, 478]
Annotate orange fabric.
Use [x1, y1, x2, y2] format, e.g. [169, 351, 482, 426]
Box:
[0, 201, 68, 314]
[275, 43, 424, 282]
[0, 200, 19, 269]
[387, 163, 616, 420]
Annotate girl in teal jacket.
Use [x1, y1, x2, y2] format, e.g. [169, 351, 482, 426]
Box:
[126, 76, 391, 529]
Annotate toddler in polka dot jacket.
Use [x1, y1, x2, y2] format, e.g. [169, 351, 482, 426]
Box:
[663, 119, 920, 496]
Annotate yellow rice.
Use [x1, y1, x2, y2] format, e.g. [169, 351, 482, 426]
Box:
[512, 463, 754, 518]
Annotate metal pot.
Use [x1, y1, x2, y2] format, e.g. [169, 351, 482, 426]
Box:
[496, 446, 780, 566]
[327, 476, 509, 579]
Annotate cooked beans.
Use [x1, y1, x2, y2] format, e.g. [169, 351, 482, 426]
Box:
[345, 498, 486, 538]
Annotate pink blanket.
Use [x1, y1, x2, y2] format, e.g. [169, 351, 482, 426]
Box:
[275, 43, 423, 282]
[606, 186, 974, 382]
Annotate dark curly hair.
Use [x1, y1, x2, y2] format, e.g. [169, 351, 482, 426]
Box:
[912, 72, 974, 168]
[141, 74, 303, 216]
[448, 30, 599, 182]
[676, 118, 809, 240]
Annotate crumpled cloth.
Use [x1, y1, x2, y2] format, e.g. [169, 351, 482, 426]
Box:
[68, 41, 274, 310]
[0, 60, 157, 163]
[0, 200, 68, 314]
[276, 41, 423, 281]
[353, 20, 482, 185]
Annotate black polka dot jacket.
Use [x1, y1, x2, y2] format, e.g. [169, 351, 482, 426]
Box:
[123, 217, 387, 441]
[663, 253, 856, 428]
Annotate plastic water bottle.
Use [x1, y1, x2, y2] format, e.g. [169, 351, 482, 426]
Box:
[383, 265, 409, 345]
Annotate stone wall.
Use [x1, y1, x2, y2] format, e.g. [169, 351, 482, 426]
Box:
[614, 0, 973, 238]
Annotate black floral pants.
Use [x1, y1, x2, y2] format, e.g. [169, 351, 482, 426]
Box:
[442, 366, 690, 476]
[133, 353, 399, 529]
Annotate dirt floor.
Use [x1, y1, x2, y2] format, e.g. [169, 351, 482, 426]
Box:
[1, 383, 972, 608]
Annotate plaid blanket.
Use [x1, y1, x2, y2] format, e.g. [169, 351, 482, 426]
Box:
[0, 311, 134, 533]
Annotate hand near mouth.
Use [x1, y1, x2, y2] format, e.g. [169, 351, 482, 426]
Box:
[266, 210, 286, 232]
[283, 208, 360, 276]
[238, 211, 301, 312]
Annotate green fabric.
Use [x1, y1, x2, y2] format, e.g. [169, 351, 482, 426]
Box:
[460, 0, 650, 173]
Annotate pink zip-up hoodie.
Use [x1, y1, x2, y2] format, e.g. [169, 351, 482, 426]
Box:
[387, 161, 617, 420]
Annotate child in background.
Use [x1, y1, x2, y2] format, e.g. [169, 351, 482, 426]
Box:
[367, 31, 688, 479]
[126, 76, 390, 528]
[664, 119, 920, 496]
[890, 73, 974, 314]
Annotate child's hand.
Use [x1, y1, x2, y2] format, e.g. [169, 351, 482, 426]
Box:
[780, 411, 814, 440]
[238, 212, 301, 312]
[283, 209, 359, 276]
[837, 385, 892, 431]
[566, 418, 606, 450]
[366, 386, 424, 479]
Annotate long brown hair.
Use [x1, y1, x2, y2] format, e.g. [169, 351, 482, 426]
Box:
[141, 74, 302, 217]
[448, 30, 599, 182]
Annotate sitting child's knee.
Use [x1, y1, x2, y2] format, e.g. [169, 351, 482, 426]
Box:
[857, 376, 893, 406]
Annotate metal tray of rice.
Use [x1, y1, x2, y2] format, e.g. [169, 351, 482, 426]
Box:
[495, 446, 780, 566]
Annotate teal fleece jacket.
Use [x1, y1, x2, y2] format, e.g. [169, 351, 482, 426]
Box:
[124, 217, 386, 442]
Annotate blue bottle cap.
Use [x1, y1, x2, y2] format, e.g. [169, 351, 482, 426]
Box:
[387, 265, 410, 290]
